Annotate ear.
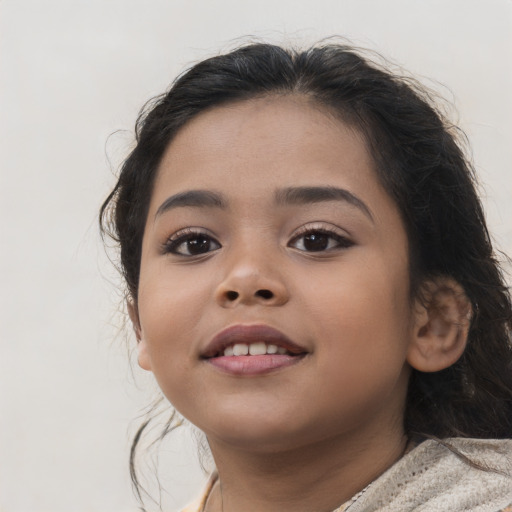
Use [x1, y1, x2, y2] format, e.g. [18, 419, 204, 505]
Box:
[407, 277, 472, 373]
[127, 300, 152, 371]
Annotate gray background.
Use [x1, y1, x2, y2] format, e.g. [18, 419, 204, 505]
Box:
[1, 1, 511, 511]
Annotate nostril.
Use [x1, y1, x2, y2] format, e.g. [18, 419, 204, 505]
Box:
[226, 291, 239, 301]
[256, 289, 274, 300]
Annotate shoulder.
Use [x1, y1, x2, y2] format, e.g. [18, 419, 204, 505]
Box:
[350, 438, 512, 512]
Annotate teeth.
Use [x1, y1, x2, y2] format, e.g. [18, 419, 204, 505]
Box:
[222, 342, 289, 356]
[249, 342, 267, 355]
[232, 343, 249, 356]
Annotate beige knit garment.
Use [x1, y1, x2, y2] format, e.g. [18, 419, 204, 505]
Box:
[344, 438, 512, 512]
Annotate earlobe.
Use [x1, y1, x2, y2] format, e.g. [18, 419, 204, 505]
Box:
[127, 300, 152, 372]
[407, 278, 472, 373]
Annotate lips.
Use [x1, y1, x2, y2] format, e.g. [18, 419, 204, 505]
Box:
[202, 324, 306, 358]
[202, 324, 308, 375]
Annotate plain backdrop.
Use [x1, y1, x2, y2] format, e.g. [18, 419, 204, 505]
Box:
[1, 1, 511, 511]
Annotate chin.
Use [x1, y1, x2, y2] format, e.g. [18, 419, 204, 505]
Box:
[200, 414, 333, 455]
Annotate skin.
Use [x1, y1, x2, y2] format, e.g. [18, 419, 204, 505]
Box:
[130, 96, 469, 512]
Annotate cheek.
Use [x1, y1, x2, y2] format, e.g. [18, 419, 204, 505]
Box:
[305, 266, 413, 418]
[137, 266, 211, 370]
[304, 255, 413, 355]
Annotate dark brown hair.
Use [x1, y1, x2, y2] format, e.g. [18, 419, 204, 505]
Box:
[100, 42, 512, 504]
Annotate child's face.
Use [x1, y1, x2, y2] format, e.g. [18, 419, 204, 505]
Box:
[134, 96, 417, 453]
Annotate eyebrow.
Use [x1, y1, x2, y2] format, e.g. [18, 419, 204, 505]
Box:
[275, 186, 374, 221]
[155, 190, 227, 218]
[155, 185, 373, 221]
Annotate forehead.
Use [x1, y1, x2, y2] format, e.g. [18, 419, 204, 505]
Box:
[151, 95, 380, 204]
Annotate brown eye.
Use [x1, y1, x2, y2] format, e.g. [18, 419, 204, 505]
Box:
[289, 229, 353, 252]
[166, 231, 221, 256]
[184, 235, 213, 255]
[302, 233, 330, 251]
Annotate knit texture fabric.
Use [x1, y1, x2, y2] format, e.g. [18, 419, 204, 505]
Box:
[343, 438, 511, 512]
[180, 438, 512, 512]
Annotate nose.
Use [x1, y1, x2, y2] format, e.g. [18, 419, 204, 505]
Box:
[214, 259, 290, 308]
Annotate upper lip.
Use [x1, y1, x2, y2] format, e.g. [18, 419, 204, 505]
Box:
[201, 324, 307, 358]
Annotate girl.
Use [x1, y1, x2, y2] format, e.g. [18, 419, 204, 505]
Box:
[100, 42, 512, 511]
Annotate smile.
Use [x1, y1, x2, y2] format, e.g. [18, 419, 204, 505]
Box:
[224, 342, 288, 356]
[202, 324, 308, 375]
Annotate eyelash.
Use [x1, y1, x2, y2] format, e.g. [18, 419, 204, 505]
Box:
[288, 225, 354, 253]
[163, 228, 221, 257]
[163, 225, 354, 257]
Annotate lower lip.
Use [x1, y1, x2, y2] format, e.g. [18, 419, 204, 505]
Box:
[207, 354, 304, 375]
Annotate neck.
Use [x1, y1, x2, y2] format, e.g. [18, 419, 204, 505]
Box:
[205, 428, 408, 512]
